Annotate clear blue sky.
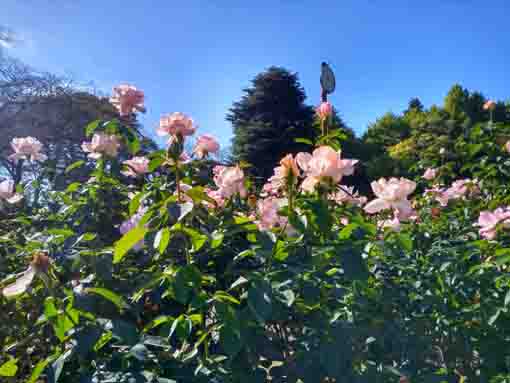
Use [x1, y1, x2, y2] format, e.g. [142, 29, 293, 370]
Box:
[3, 1, 509, 146]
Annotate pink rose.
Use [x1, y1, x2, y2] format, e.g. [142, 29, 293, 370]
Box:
[266, 154, 300, 193]
[475, 207, 510, 239]
[9, 137, 47, 163]
[2, 253, 50, 298]
[297, 146, 358, 192]
[157, 112, 196, 139]
[261, 181, 279, 197]
[0, 180, 23, 204]
[378, 216, 401, 232]
[213, 165, 247, 199]
[122, 156, 150, 177]
[256, 197, 294, 235]
[505, 141, 510, 153]
[110, 84, 145, 116]
[193, 134, 220, 159]
[82, 133, 121, 159]
[331, 186, 366, 206]
[316, 101, 333, 120]
[364, 177, 416, 218]
[422, 167, 438, 180]
[256, 197, 285, 231]
[483, 100, 496, 111]
[204, 187, 225, 208]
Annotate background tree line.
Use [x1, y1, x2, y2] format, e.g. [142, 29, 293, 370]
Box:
[228, 66, 510, 193]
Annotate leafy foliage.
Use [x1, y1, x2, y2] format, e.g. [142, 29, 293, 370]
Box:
[1, 79, 510, 383]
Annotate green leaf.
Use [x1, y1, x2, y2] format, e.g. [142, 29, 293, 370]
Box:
[53, 311, 77, 342]
[113, 226, 147, 263]
[220, 323, 242, 357]
[154, 227, 171, 254]
[149, 155, 166, 171]
[46, 349, 72, 383]
[85, 288, 127, 311]
[213, 291, 240, 305]
[338, 223, 359, 240]
[65, 182, 81, 193]
[85, 120, 101, 137]
[182, 227, 208, 252]
[27, 354, 58, 383]
[143, 315, 174, 332]
[65, 160, 85, 174]
[185, 186, 216, 205]
[248, 279, 272, 322]
[295, 137, 313, 145]
[0, 358, 18, 377]
[44, 297, 58, 319]
[129, 192, 144, 215]
[129, 343, 148, 361]
[211, 231, 224, 249]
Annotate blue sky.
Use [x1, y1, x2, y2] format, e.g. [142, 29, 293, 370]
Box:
[2, 1, 509, 146]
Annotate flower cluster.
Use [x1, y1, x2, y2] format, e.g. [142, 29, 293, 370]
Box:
[193, 134, 220, 159]
[122, 156, 150, 178]
[425, 179, 477, 207]
[330, 185, 367, 206]
[157, 112, 196, 141]
[475, 207, 510, 239]
[82, 132, 121, 159]
[296, 146, 358, 192]
[0, 180, 23, 204]
[212, 165, 247, 199]
[9, 137, 47, 163]
[110, 84, 145, 116]
[364, 177, 416, 219]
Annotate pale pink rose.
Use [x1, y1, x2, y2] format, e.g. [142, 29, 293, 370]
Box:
[340, 217, 349, 226]
[204, 187, 225, 208]
[0, 180, 23, 204]
[261, 181, 279, 197]
[266, 154, 300, 192]
[157, 112, 196, 139]
[296, 152, 313, 172]
[483, 100, 496, 111]
[256, 197, 285, 231]
[378, 216, 401, 232]
[110, 84, 145, 116]
[422, 167, 438, 180]
[256, 197, 294, 235]
[331, 186, 366, 206]
[213, 165, 247, 199]
[364, 177, 416, 218]
[122, 156, 150, 177]
[301, 176, 320, 193]
[427, 179, 475, 206]
[193, 134, 220, 159]
[119, 207, 147, 251]
[2, 253, 50, 298]
[475, 207, 510, 239]
[82, 133, 121, 159]
[316, 101, 333, 120]
[297, 146, 358, 192]
[505, 141, 510, 153]
[9, 137, 47, 163]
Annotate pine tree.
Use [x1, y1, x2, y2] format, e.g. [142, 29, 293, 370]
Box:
[227, 67, 316, 182]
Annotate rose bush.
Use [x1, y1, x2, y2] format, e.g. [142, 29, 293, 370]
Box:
[0, 85, 509, 383]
